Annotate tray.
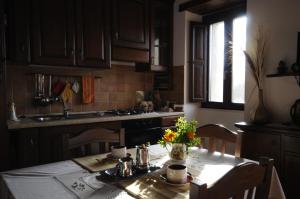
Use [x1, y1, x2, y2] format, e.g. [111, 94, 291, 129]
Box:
[96, 165, 161, 183]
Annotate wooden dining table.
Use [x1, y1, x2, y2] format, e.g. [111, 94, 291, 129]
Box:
[0, 145, 285, 199]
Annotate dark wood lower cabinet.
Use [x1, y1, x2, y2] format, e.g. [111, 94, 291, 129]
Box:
[9, 122, 122, 169]
[235, 122, 300, 199]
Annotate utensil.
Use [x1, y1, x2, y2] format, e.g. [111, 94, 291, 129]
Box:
[116, 156, 134, 177]
[136, 145, 150, 171]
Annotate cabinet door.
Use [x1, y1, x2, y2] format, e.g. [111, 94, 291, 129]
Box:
[31, 0, 75, 65]
[7, 0, 31, 63]
[241, 131, 281, 170]
[112, 0, 149, 50]
[12, 129, 39, 168]
[282, 135, 300, 198]
[150, 0, 172, 71]
[76, 0, 110, 68]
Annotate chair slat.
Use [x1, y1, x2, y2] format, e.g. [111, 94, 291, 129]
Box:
[196, 124, 241, 156]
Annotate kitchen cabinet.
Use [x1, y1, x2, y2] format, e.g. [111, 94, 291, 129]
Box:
[150, 0, 173, 72]
[31, 0, 76, 66]
[235, 122, 300, 198]
[10, 129, 39, 168]
[150, 0, 174, 90]
[112, 0, 149, 50]
[6, 0, 31, 63]
[75, 0, 111, 68]
[9, 0, 111, 68]
[112, 0, 150, 63]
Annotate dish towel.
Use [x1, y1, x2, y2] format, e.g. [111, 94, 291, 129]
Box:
[60, 82, 73, 104]
[82, 75, 94, 104]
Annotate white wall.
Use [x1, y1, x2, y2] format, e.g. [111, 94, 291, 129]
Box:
[245, 0, 300, 122]
[173, 0, 244, 130]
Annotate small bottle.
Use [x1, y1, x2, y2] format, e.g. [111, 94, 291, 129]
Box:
[9, 102, 19, 121]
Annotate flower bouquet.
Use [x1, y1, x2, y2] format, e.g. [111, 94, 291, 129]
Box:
[158, 117, 200, 160]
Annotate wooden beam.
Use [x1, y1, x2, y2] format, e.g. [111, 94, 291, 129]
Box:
[179, 0, 246, 16]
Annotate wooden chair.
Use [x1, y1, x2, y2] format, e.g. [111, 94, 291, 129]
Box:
[63, 127, 125, 158]
[190, 157, 274, 199]
[196, 124, 242, 157]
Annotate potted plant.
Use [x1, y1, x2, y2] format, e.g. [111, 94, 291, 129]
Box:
[158, 117, 201, 161]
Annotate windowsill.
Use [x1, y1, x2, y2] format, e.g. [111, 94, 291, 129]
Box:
[201, 102, 244, 111]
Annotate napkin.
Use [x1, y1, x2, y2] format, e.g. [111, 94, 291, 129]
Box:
[55, 171, 133, 199]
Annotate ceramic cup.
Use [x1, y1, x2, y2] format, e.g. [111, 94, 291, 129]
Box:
[166, 164, 187, 184]
[111, 145, 127, 158]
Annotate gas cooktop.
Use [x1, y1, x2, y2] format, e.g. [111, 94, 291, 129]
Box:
[106, 109, 151, 116]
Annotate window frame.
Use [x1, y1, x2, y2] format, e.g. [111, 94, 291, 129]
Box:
[202, 8, 246, 111]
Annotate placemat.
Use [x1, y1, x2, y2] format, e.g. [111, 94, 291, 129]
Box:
[73, 154, 118, 173]
[119, 172, 189, 199]
[73, 148, 137, 173]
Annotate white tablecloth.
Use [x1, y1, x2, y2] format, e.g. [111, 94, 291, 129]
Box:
[0, 145, 285, 199]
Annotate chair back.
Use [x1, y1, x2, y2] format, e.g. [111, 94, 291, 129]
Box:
[196, 124, 242, 157]
[63, 127, 125, 158]
[190, 157, 274, 199]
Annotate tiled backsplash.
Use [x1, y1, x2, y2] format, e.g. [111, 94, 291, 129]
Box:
[7, 64, 154, 115]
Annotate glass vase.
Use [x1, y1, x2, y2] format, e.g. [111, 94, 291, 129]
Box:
[169, 143, 188, 161]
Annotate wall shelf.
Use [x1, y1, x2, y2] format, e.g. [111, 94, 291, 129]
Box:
[266, 72, 300, 86]
[266, 72, 300, 77]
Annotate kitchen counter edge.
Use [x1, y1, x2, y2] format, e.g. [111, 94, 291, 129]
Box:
[7, 112, 184, 130]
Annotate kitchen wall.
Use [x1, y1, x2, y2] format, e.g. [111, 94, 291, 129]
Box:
[245, 0, 300, 122]
[173, 0, 244, 130]
[7, 64, 154, 116]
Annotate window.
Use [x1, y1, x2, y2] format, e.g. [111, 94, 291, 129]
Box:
[204, 15, 247, 110]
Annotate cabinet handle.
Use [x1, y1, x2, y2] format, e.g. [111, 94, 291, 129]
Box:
[30, 138, 34, 145]
[70, 49, 74, 55]
[115, 32, 119, 40]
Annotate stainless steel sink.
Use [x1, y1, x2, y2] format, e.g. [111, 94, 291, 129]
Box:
[29, 112, 108, 122]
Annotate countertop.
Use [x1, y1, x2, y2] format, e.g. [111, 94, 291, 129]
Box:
[7, 111, 184, 130]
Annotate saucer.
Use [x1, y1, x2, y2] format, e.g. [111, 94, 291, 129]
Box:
[159, 173, 193, 186]
[106, 153, 131, 160]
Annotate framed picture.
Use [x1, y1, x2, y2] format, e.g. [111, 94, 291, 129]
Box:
[298, 32, 300, 64]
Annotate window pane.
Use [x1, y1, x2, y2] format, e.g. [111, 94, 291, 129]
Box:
[232, 16, 247, 104]
[209, 21, 224, 102]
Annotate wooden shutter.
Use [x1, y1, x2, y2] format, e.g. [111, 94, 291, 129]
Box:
[189, 22, 208, 102]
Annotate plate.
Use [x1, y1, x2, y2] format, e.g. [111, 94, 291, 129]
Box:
[106, 153, 131, 160]
[159, 173, 193, 187]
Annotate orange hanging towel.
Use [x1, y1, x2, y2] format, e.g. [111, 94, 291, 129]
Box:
[82, 75, 94, 104]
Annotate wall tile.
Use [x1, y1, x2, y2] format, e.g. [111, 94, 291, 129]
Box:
[7, 64, 154, 115]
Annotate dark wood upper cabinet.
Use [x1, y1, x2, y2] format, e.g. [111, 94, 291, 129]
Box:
[150, 0, 173, 72]
[112, 0, 149, 50]
[76, 0, 110, 68]
[6, 0, 31, 63]
[31, 0, 75, 66]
